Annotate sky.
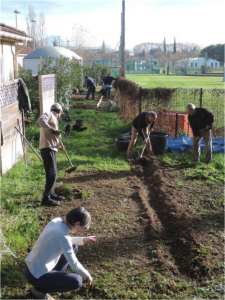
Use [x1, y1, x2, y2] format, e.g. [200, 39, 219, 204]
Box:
[0, 0, 224, 51]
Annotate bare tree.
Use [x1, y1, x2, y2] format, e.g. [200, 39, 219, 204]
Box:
[37, 12, 47, 47]
[26, 6, 37, 48]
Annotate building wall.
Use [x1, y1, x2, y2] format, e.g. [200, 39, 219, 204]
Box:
[17, 55, 24, 67]
[0, 80, 23, 174]
[23, 58, 41, 75]
[0, 40, 15, 83]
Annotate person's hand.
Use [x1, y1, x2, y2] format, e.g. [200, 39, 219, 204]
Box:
[51, 128, 62, 136]
[86, 276, 93, 287]
[83, 236, 98, 244]
[196, 136, 200, 141]
[205, 125, 210, 131]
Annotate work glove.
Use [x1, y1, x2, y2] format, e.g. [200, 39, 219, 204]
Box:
[51, 128, 63, 136]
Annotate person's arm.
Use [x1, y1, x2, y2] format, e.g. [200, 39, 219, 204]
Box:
[188, 115, 199, 137]
[37, 112, 52, 130]
[204, 108, 214, 128]
[60, 236, 91, 279]
[150, 121, 155, 130]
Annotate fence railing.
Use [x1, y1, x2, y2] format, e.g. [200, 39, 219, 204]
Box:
[141, 88, 224, 137]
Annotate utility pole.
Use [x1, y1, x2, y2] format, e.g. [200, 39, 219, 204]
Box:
[14, 9, 20, 28]
[120, 0, 125, 77]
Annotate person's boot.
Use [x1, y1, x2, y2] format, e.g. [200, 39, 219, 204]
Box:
[41, 196, 59, 207]
[50, 194, 65, 201]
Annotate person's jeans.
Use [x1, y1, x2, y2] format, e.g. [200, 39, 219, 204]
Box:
[193, 129, 212, 163]
[24, 245, 82, 294]
[86, 86, 96, 100]
[105, 85, 112, 99]
[40, 148, 57, 199]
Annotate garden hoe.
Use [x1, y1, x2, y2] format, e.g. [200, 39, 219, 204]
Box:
[58, 135, 78, 173]
[138, 130, 153, 161]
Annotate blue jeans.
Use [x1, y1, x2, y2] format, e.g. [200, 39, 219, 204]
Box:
[105, 85, 112, 99]
[24, 245, 82, 293]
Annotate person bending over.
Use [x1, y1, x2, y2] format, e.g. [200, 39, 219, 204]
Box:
[186, 103, 214, 163]
[126, 111, 157, 162]
[85, 76, 96, 100]
[38, 103, 65, 207]
[24, 207, 98, 300]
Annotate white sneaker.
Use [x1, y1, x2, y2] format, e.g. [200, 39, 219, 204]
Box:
[30, 287, 55, 300]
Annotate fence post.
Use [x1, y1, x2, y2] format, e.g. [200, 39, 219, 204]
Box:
[175, 113, 178, 137]
[139, 87, 142, 114]
[199, 88, 203, 107]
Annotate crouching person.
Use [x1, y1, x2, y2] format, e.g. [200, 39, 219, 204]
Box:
[24, 207, 98, 300]
[126, 111, 157, 162]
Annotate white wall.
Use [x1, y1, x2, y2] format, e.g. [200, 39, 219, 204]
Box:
[17, 55, 24, 67]
[23, 58, 41, 75]
[0, 40, 15, 83]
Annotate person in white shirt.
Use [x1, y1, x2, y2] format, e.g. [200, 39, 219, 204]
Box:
[24, 207, 98, 300]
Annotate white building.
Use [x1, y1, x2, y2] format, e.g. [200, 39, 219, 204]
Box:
[16, 44, 33, 67]
[176, 57, 220, 68]
[0, 23, 31, 83]
[23, 46, 83, 75]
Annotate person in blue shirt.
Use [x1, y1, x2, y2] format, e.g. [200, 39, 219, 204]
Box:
[85, 76, 96, 100]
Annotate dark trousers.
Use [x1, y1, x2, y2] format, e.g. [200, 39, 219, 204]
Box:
[105, 87, 112, 99]
[86, 86, 96, 100]
[40, 148, 57, 199]
[24, 246, 82, 294]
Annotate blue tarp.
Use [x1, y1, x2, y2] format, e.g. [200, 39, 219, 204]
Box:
[166, 136, 225, 153]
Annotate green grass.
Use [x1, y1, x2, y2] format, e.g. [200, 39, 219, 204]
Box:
[1, 101, 224, 299]
[126, 74, 225, 89]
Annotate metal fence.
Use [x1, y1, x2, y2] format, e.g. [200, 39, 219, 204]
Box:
[141, 88, 224, 137]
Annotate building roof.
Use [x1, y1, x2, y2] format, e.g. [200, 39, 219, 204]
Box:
[0, 23, 31, 42]
[24, 46, 82, 60]
[0, 23, 27, 36]
[15, 45, 33, 55]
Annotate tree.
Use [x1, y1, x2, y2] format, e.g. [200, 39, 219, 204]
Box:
[200, 44, 224, 63]
[26, 6, 37, 48]
[52, 37, 59, 46]
[37, 12, 47, 47]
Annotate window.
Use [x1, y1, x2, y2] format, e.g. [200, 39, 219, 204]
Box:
[191, 63, 193, 67]
[211, 63, 213, 67]
[195, 63, 197, 67]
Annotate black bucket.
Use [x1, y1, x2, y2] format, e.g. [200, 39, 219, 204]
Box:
[150, 131, 168, 155]
[115, 138, 130, 152]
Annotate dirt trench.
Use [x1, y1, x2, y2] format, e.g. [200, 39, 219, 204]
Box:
[130, 156, 221, 279]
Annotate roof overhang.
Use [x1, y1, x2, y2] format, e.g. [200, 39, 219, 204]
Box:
[0, 31, 32, 43]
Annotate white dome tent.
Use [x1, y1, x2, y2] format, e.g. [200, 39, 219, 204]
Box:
[23, 46, 83, 75]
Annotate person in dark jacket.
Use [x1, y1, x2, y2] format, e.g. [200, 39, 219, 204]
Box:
[126, 111, 157, 162]
[85, 76, 96, 100]
[186, 103, 214, 163]
[103, 73, 116, 100]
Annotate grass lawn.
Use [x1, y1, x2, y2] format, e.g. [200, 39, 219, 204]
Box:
[1, 101, 224, 299]
[126, 75, 225, 89]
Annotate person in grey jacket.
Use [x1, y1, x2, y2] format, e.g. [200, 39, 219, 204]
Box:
[37, 103, 64, 207]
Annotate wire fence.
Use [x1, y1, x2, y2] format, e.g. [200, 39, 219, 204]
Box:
[141, 88, 224, 137]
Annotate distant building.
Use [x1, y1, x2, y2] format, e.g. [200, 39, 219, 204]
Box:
[23, 46, 83, 75]
[176, 57, 220, 68]
[15, 45, 33, 67]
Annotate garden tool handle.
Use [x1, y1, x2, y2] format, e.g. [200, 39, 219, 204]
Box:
[15, 127, 43, 163]
[59, 139, 74, 168]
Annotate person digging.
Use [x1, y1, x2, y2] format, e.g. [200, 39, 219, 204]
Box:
[24, 206, 98, 300]
[186, 103, 214, 164]
[38, 103, 65, 207]
[85, 76, 96, 100]
[126, 111, 157, 162]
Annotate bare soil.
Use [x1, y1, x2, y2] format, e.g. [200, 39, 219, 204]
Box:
[27, 155, 224, 299]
